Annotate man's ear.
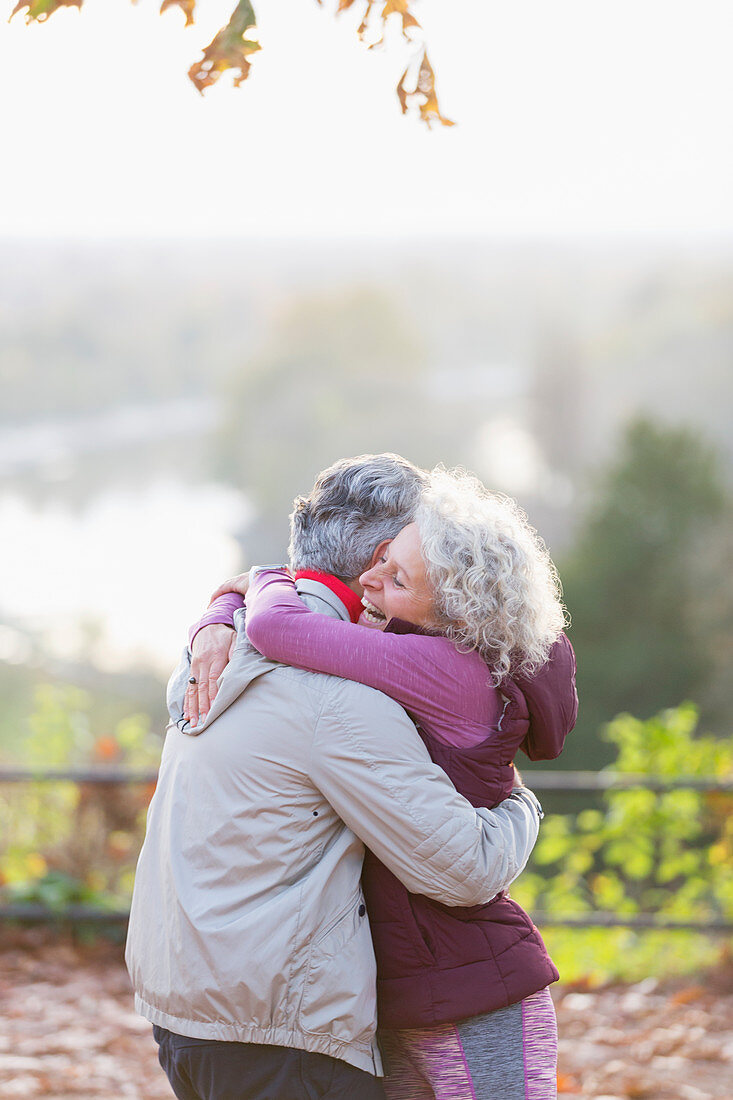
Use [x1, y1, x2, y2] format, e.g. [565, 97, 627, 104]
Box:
[367, 540, 392, 569]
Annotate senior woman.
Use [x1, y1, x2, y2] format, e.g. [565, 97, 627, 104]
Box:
[188, 467, 577, 1100]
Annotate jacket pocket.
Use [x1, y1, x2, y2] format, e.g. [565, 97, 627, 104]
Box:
[312, 889, 364, 954]
[300, 890, 376, 1044]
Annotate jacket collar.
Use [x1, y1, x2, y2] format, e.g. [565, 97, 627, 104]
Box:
[292, 577, 352, 622]
[294, 570, 363, 623]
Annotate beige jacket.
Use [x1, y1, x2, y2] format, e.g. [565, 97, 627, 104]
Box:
[125, 581, 542, 1075]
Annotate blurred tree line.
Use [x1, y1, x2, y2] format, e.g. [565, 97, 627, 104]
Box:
[559, 418, 733, 768]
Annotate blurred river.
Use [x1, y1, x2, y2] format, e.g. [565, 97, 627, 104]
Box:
[0, 402, 250, 676]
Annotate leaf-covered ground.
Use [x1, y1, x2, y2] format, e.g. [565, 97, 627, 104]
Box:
[0, 933, 731, 1099]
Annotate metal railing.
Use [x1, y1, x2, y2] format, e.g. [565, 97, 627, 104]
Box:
[1, 768, 731, 932]
[2, 767, 731, 792]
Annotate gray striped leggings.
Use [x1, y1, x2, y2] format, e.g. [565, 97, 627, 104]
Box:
[379, 987, 557, 1100]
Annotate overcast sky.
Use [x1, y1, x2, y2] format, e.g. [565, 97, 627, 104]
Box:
[2, 0, 733, 240]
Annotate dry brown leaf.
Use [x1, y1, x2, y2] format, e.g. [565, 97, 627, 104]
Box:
[396, 64, 410, 115]
[160, 0, 196, 28]
[382, 0, 420, 39]
[397, 50, 454, 128]
[93, 736, 122, 763]
[188, 0, 261, 94]
[671, 986, 706, 1006]
[356, 0, 377, 41]
[11, 0, 82, 23]
[556, 1073, 583, 1094]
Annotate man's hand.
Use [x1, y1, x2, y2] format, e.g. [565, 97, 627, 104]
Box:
[208, 572, 251, 605]
[184, 623, 237, 726]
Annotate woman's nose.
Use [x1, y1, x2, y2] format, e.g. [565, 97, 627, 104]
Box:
[359, 566, 379, 589]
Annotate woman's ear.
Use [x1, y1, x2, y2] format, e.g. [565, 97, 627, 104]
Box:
[367, 539, 392, 569]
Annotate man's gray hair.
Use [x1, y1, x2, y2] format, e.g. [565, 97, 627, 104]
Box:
[289, 453, 428, 579]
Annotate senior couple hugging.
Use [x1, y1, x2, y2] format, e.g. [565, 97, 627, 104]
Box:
[126, 452, 578, 1100]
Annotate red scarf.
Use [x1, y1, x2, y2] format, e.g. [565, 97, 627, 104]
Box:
[293, 570, 363, 624]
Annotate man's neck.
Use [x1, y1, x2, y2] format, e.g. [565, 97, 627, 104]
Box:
[293, 570, 363, 623]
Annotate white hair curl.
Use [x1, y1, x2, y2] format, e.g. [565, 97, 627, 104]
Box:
[415, 467, 568, 684]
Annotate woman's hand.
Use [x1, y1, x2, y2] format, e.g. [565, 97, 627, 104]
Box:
[184, 623, 237, 726]
[208, 572, 251, 605]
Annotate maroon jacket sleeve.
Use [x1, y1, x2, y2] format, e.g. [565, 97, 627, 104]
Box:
[515, 633, 578, 761]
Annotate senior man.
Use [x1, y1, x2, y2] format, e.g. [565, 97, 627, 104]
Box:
[126, 453, 544, 1100]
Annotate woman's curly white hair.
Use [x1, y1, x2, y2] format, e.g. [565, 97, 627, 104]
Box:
[415, 467, 568, 684]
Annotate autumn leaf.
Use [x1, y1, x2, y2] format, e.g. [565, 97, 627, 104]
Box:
[160, 0, 196, 28]
[556, 1073, 582, 1094]
[355, 0, 419, 46]
[382, 0, 420, 36]
[188, 0, 261, 94]
[11, 0, 81, 23]
[397, 50, 454, 128]
[93, 735, 121, 763]
[346, 0, 445, 125]
[356, 0, 377, 41]
[670, 985, 706, 1005]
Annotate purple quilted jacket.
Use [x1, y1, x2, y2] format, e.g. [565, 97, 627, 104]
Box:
[366, 640, 577, 1029]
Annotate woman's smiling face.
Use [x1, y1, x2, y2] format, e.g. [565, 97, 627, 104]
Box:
[358, 523, 436, 629]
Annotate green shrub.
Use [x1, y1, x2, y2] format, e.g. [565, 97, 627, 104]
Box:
[0, 685, 159, 909]
[513, 703, 733, 981]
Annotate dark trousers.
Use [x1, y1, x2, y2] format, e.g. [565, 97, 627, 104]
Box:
[153, 1026, 387, 1100]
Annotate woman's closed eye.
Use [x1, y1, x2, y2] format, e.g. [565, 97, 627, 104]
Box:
[378, 555, 405, 587]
